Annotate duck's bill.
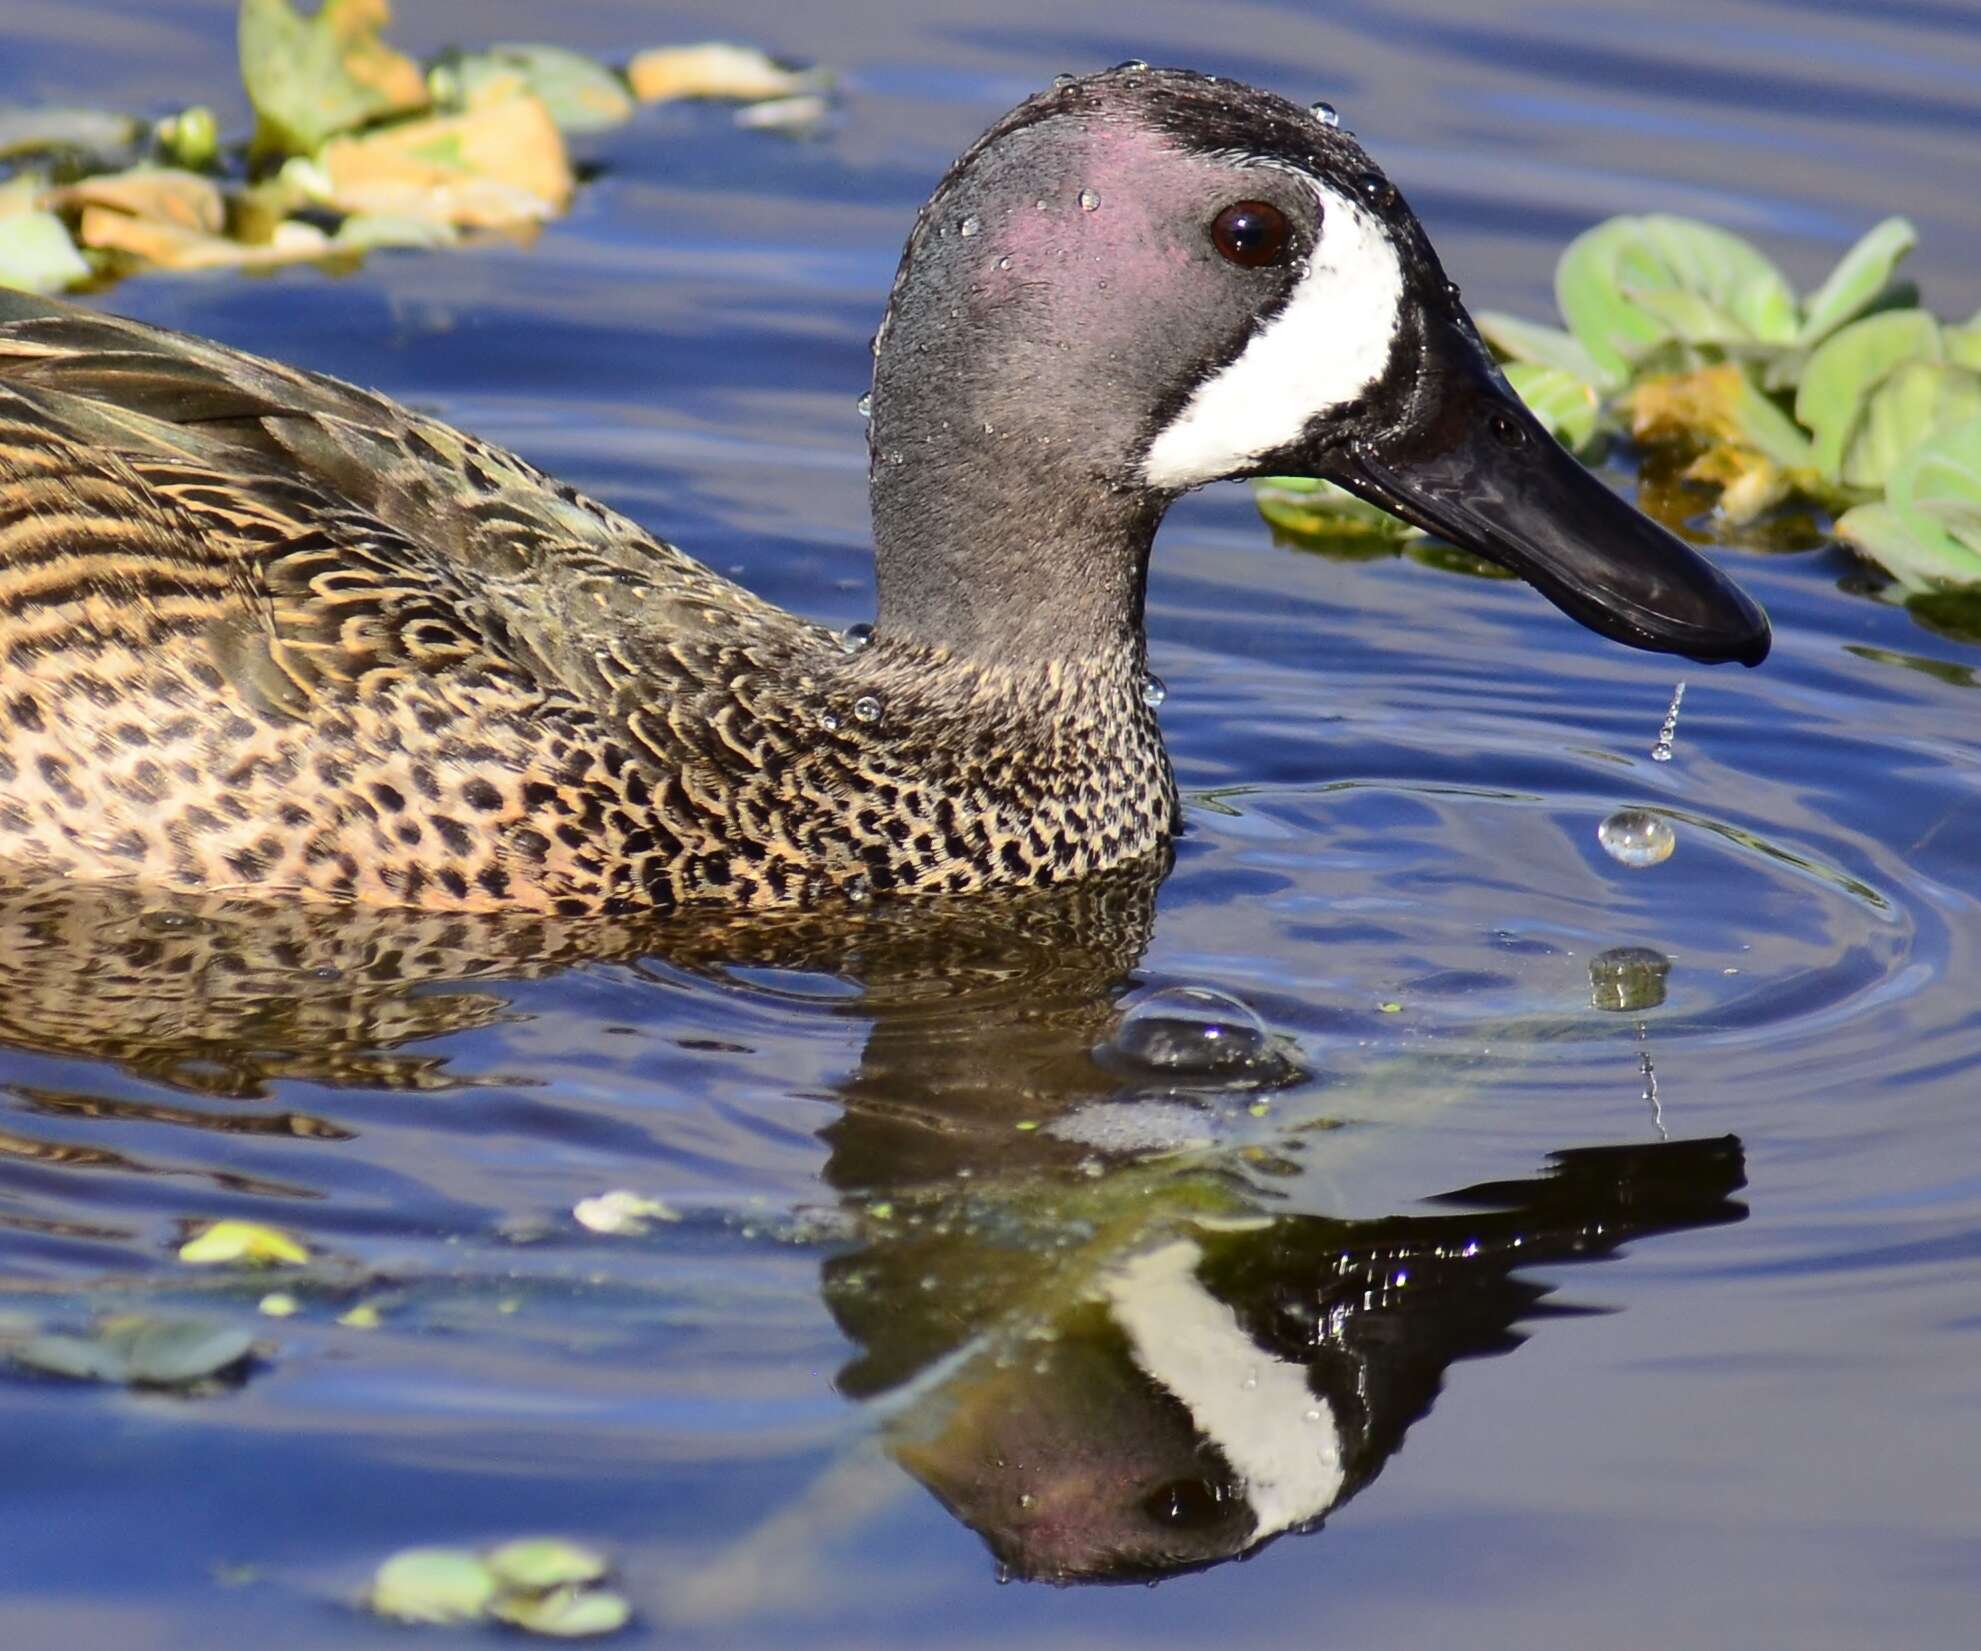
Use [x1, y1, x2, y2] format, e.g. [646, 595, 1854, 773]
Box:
[1319, 345, 1771, 667]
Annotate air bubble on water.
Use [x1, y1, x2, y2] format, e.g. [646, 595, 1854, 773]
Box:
[1597, 808, 1675, 868]
[959, 215, 981, 238]
[839, 621, 873, 654]
[1100, 984, 1270, 1078]
[1078, 188, 1100, 211]
[853, 694, 883, 724]
[1141, 671, 1167, 708]
[1651, 679, 1686, 762]
[1310, 100, 1339, 126]
[856, 392, 872, 419]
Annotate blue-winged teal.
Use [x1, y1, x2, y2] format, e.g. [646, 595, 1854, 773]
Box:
[0, 67, 1767, 914]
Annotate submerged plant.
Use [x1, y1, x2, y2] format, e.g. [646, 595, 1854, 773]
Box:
[1257, 212, 1981, 596]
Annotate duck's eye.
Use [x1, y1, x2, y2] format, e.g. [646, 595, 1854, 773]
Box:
[1210, 200, 1291, 269]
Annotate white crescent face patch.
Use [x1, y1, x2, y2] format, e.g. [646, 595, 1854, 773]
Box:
[1141, 180, 1406, 491]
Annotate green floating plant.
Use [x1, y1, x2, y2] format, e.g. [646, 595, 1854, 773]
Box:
[368, 1538, 630, 1637]
[1256, 211, 1981, 593]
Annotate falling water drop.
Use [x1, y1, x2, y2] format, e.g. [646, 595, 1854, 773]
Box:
[1651, 679, 1687, 762]
[959, 214, 981, 238]
[1141, 671, 1167, 708]
[1310, 100, 1339, 126]
[1597, 808, 1676, 868]
[853, 694, 883, 724]
[1078, 188, 1100, 211]
[838, 621, 873, 654]
[855, 392, 872, 419]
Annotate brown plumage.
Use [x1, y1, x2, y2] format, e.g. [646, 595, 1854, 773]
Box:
[0, 290, 1173, 913]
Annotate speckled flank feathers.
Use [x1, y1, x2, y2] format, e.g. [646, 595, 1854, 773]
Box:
[0, 292, 1174, 913]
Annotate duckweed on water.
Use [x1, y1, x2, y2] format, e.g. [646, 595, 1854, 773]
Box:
[1258, 212, 1981, 595]
[369, 1538, 629, 1636]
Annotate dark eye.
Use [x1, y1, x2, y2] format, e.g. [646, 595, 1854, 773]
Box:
[1210, 200, 1291, 268]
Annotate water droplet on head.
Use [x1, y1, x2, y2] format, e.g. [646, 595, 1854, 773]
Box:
[1598, 808, 1676, 869]
[1035, 198, 1049, 212]
[996, 255, 1012, 271]
[1141, 670, 1167, 708]
[959, 214, 981, 238]
[838, 621, 873, 654]
[1310, 100, 1339, 127]
[1445, 280, 1462, 304]
[856, 392, 872, 419]
[853, 694, 883, 724]
[1101, 984, 1270, 1079]
[1356, 172, 1396, 210]
[1488, 410, 1527, 450]
[1114, 58, 1149, 72]
[1053, 73, 1076, 87]
[819, 711, 841, 732]
[1078, 188, 1100, 211]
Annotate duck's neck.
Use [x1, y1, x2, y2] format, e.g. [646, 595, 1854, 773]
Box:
[868, 413, 1163, 669]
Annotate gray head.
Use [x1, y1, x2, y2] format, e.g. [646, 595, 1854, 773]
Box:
[868, 67, 1768, 668]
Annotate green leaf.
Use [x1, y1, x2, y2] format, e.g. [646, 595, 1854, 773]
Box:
[1503, 361, 1600, 450]
[239, 0, 429, 156]
[1797, 216, 1917, 347]
[1474, 311, 1612, 388]
[1842, 361, 1981, 491]
[1946, 312, 1981, 372]
[1836, 501, 1981, 592]
[1888, 411, 1981, 564]
[452, 46, 634, 134]
[1251, 477, 1413, 544]
[1557, 215, 1798, 381]
[369, 1547, 499, 1624]
[1794, 309, 1943, 481]
[0, 212, 90, 294]
[14, 1331, 129, 1382]
[486, 1539, 610, 1593]
[491, 1586, 632, 1638]
[12, 1315, 253, 1387]
[178, 1218, 310, 1266]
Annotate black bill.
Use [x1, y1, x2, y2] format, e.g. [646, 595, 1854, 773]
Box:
[1322, 323, 1771, 667]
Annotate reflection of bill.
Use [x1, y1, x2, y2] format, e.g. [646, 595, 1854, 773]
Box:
[832, 1136, 1746, 1583]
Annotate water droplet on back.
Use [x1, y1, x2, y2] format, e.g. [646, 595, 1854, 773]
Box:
[1078, 188, 1100, 211]
[838, 621, 873, 654]
[819, 711, 841, 732]
[959, 214, 981, 237]
[1141, 670, 1167, 708]
[853, 694, 883, 724]
[1101, 985, 1269, 1078]
[1310, 100, 1339, 126]
[1597, 808, 1675, 868]
[856, 392, 872, 419]
[996, 255, 1012, 271]
[1114, 58, 1149, 72]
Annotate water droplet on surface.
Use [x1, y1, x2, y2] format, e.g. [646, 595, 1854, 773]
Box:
[1078, 188, 1100, 211]
[818, 711, 840, 732]
[1114, 58, 1149, 72]
[982, 421, 995, 435]
[1598, 808, 1676, 868]
[996, 255, 1012, 271]
[1053, 73, 1076, 87]
[838, 622, 873, 654]
[1445, 280, 1462, 304]
[1310, 100, 1339, 126]
[1101, 985, 1270, 1078]
[959, 214, 981, 237]
[1590, 946, 1671, 1012]
[853, 694, 883, 724]
[1356, 172, 1396, 209]
[1651, 679, 1686, 762]
[1141, 670, 1167, 708]
[1035, 198, 1049, 212]
[856, 392, 872, 419]
[1489, 410, 1527, 449]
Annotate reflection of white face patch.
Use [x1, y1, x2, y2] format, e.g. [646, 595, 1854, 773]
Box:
[1141, 181, 1405, 490]
[1105, 1239, 1346, 1539]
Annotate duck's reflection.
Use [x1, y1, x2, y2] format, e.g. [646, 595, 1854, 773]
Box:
[0, 867, 1742, 1585]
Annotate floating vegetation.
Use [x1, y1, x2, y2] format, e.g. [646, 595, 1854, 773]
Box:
[572, 1190, 680, 1237]
[177, 1218, 311, 1266]
[0, 0, 826, 294]
[4, 1313, 255, 1391]
[1258, 212, 1981, 593]
[368, 1539, 630, 1636]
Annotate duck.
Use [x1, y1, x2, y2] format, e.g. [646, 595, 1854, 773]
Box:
[0, 66, 1769, 916]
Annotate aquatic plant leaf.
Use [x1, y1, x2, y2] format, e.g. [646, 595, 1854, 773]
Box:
[1503, 361, 1600, 450]
[1794, 309, 1942, 481]
[334, 211, 459, 249]
[369, 1547, 499, 1624]
[1475, 310, 1612, 389]
[626, 42, 820, 104]
[1797, 216, 1917, 347]
[1626, 363, 1814, 469]
[0, 211, 90, 294]
[178, 1218, 311, 1266]
[734, 94, 832, 133]
[1557, 219, 1673, 383]
[0, 107, 140, 162]
[486, 1538, 610, 1593]
[491, 1586, 632, 1638]
[451, 46, 634, 134]
[1682, 444, 1789, 524]
[1945, 314, 1981, 372]
[1886, 412, 1981, 563]
[156, 106, 220, 171]
[76, 207, 333, 271]
[13, 1331, 128, 1381]
[1842, 361, 1981, 492]
[13, 1315, 253, 1387]
[317, 82, 573, 228]
[1835, 501, 1981, 592]
[239, 0, 429, 156]
[1251, 477, 1413, 546]
[49, 167, 226, 235]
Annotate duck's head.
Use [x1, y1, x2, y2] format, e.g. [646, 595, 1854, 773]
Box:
[868, 66, 1769, 668]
